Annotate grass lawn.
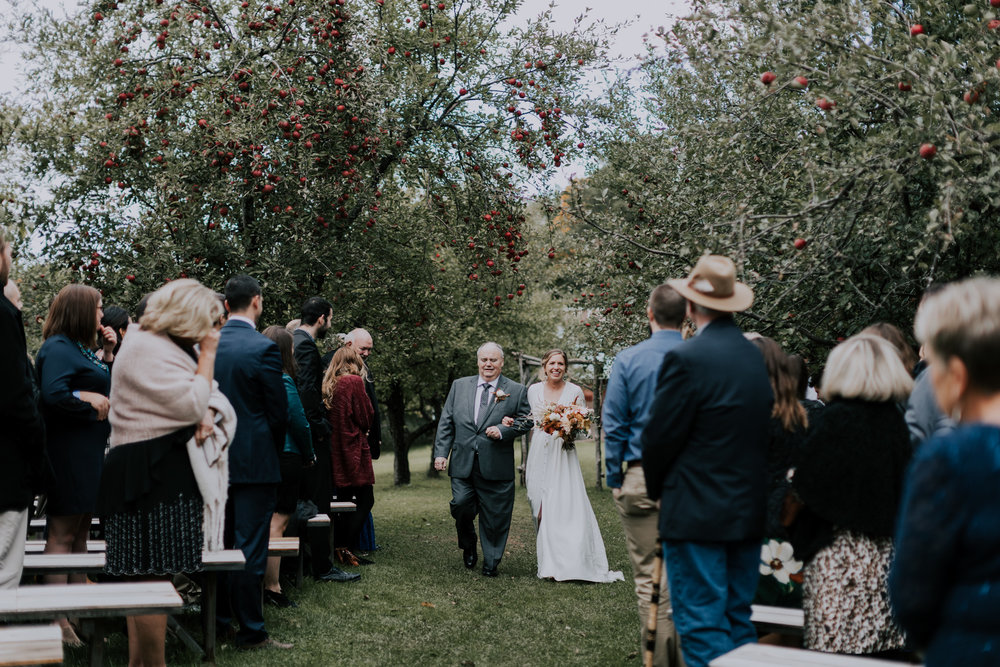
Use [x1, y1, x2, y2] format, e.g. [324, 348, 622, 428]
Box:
[66, 441, 641, 666]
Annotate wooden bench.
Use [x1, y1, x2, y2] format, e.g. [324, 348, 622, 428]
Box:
[329, 501, 357, 513]
[710, 643, 916, 666]
[750, 605, 804, 635]
[0, 624, 62, 666]
[27, 518, 100, 537]
[24, 541, 105, 554]
[27, 538, 299, 557]
[0, 582, 182, 667]
[290, 504, 356, 586]
[268, 537, 299, 558]
[21, 550, 245, 663]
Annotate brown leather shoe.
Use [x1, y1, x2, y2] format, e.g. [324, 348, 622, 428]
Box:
[335, 548, 361, 567]
[239, 637, 293, 651]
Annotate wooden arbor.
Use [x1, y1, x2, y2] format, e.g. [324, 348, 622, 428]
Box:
[512, 352, 606, 489]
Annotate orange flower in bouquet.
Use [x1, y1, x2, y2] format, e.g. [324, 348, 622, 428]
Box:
[537, 403, 596, 450]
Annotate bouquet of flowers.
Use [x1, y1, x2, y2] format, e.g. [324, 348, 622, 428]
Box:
[537, 403, 596, 450]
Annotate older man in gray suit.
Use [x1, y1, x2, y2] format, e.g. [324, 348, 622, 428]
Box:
[433, 342, 532, 577]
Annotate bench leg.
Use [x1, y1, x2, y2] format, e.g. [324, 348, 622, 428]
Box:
[168, 615, 205, 659]
[81, 619, 104, 667]
[202, 572, 218, 663]
[296, 535, 304, 588]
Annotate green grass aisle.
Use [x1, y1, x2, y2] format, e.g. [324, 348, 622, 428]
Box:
[67, 441, 639, 666]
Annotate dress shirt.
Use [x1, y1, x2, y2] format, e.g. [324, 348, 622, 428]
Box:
[227, 314, 256, 328]
[602, 329, 684, 488]
[474, 377, 497, 424]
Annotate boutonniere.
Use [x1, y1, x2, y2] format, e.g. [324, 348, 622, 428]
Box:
[493, 388, 509, 402]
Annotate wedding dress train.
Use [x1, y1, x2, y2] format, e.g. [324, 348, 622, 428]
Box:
[525, 382, 624, 583]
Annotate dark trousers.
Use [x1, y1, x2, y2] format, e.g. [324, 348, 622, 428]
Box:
[332, 485, 374, 549]
[450, 454, 514, 569]
[217, 483, 276, 647]
[663, 539, 760, 667]
[303, 440, 333, 576]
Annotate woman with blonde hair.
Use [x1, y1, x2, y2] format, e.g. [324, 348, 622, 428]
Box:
[323, 345, 374, 568]
[890, 278, 1000, 666]
[790, 334, 913, 656]
[96, 279, 236, 666]
[36, 283, 117, 644]
[0, 231, 47, 591]
[520, 348, 623, 583]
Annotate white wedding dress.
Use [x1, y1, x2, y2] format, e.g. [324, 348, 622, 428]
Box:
[525, 382, 624, 583]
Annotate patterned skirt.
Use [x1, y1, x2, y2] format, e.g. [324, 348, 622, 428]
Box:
[803, 529, 906, 654]
[97, 427, 204, 577]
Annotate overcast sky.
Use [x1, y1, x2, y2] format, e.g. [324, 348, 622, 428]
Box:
[0, 0, 690, 95]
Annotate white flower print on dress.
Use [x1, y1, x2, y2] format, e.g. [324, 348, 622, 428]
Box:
[759, 539, 803, 585]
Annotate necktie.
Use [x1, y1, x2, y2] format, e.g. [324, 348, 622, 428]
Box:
[478, 382, 491, 422]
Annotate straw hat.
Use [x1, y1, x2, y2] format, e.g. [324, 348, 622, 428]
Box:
[668, 255, 754, 312]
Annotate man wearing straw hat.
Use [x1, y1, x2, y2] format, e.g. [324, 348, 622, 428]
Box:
[641, 255, 773, 667]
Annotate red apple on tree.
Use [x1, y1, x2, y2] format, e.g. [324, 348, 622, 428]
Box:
[919, 143, 937, 159]
[793, 238, 807, 250]
[816, 97, 835, 110]
[910, 24, 925, 36]
[790, 75, 808, 89]
[760, 71, 777, 85]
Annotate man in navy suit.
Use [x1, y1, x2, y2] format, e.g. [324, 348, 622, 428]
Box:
[214, 275, 290, 650]
[642, 256, 774, 667]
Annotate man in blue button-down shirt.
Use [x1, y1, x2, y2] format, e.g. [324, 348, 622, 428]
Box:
[603, 284, 686, 666]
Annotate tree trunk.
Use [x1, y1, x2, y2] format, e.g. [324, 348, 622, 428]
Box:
[387, 381, 411, 486]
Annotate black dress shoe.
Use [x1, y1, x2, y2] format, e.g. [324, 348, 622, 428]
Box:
[482, 565, 498, 577]
[319, 566, 361, 582]
[264, 589, 298, 608]
[463, 547, 478, 570]
[216, 625, 237, 644]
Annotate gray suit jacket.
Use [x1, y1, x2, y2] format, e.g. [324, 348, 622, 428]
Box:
[433, 374, 532, 481]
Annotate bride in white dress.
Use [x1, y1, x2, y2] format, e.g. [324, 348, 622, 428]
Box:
[523, 349, 623, 583]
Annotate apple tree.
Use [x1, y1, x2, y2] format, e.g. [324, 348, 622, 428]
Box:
[8, 0, 619, 477]
[550, 0, 1000, 363]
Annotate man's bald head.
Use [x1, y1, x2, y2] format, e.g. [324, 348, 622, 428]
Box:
[344, 328, 374, 359]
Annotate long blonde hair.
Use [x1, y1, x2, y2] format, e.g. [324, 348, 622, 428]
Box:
[322, 345, 369, 408]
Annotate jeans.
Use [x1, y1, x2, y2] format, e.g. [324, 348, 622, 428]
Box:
[663, 539, 760, 667]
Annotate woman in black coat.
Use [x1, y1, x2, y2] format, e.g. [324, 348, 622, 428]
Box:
[791, 334, 913, 656]
[890, 278, 1000, 666]
[35, 284, 117, 644]
[751, 337, 810, 608]
[0, 235, 47, 590]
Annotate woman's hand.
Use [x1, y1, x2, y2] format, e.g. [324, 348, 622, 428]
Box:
[199, 328, 221, 357]
[501, 416, 515, 427]
[195, 410, 217, 446]
[99, 325, 117, 360]
[78, 391, 110, 420]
